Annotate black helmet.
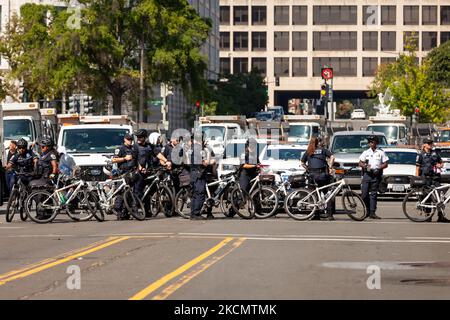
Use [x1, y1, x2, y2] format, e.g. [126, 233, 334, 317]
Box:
[17, 138, 28, 149]
[40, 137, 54, 147]
[246, 137, 258, 148]
[367, 135, 379, 144]
[135, 129, 148, 138]
[423, 138, 434, 145]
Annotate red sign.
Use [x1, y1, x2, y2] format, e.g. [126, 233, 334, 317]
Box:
[321, 68, 333, 80]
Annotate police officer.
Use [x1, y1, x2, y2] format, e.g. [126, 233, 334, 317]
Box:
[301, 137, 336, 221]
[190, 131, 211, 220]
[112, 133, 137, 220]
[359, 135, 389, 219]
[36, 138, 59, 184]
[162, 136, 183, 194]
[416, 138, 449, 223]
[6, 139, 38, 186]
[239, 137, 260, 193]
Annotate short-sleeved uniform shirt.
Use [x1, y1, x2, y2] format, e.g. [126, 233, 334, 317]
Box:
[416, 150, 442, 176]
[301, 148, 333, 170]
[240, 149, 260, 176]
[114, 144, 137, 172]
[9, 150, 38, 173]
[359, 148, 389, 170]
[38, 149, 59, 177]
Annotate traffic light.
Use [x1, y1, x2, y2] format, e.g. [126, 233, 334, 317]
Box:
[18, 80, 25, 102]
[82, 95, 94, 115]
[412, 114, 417, 124]
[68, 95, 79, 113]
[275, 77, 280, 87]
[415, 107, 420, 114]
[320, 83, 329, 100]
[195, 100, 201, 109]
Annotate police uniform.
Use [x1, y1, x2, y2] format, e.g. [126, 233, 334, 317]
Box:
[38, 149, 59, 178]
[9, 150, 38, 185]
[239, 148, 260, 193]
[163, 142, 183, 194]
[416, 150, 442, 182]
[133, 141, 154, 206]
[190, 142, 209, 218]
[359, 148, 389, 217]
[301, 148, 335, 218]
[113, 143, 137, 219]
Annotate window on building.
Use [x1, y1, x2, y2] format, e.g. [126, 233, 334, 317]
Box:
[220, 6, 230, 25]
[292, 58, 307, 77]
[274, 6, 289, 25]
[252, 32, 267, 51]
[380, 57, 397, 65]
[292, 32, 307, 51]
[234, 6, 248, 25]
[274, 32, 289, 51]
[441, 32, 450, 44]
[313, 6, 357, 25]
[362, 5, 378, 26]
[313, 57, 357, 77]
[233, 32, 248, 51]
[313, 32, 357, 50]
[233, 58, 248, 74]
[363, 32, 378, 51]
[220, 32, 230, 50]
[422, 32, 437, 51]
[252, 58, 267, 76]
[292, 6, 307, 25]
[381, 31, 396, 51]
[274, 58, 289, 77]
[363, 58, 378, 77]
[381, 6, 396, 25]
[252, 6, 266, 25]
[441, 6, 450, 25]
[422, 6, 437, 25]
[404, 31, 419, 50]
[220, 58, 231, 75]
[404, 6, 419, 25]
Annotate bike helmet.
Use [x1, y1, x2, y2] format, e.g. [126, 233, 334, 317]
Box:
[17, 138, 28, 149]
[149, 132, 161, 145]
[40, 137, 54, 147]
[134, 129, 148, 138]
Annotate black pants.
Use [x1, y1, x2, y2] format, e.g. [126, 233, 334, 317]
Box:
[191, 170, 208, 216]
[311, 172, 335, 216]
[361, 173, 381, 215]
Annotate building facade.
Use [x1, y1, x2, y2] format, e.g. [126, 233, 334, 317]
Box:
[219, 0, 450, 107]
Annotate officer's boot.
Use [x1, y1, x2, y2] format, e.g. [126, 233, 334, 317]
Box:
[437, 211, 450, 223]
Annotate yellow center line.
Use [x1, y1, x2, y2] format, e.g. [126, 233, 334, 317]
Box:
[0, 236, 129, 286]
[152, 238, 246, 300]
[129, 237, 234, 301]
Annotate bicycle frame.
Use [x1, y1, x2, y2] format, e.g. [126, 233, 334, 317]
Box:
[416, 184, 450, 209]
[298, 179, 348, 210]
[205, 175, 235, 201]
[96, 177, 128, 208]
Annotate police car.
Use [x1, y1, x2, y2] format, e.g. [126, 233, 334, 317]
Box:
[380, 148, 418, 197]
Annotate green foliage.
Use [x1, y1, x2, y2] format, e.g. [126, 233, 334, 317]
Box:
[426, 40, 450, 88]
[207, 70, 268, 116]
[369, 36, 449, 123]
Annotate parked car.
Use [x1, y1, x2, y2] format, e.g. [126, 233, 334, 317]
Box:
[380, 148, 418, 197]
[331, 131, 388, 187]
[434, 146, 450, 183]
[351, 109, 366, 120]
[255, 111, 276, 121]
[267, 106, 285, 121]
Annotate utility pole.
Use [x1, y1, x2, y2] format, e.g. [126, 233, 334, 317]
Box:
[80, 93, 84, 115]
[139, 31, 145, 123]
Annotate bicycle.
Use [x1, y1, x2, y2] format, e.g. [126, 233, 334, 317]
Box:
[6, 172, 34, 222]
[142, 168, 175, 218]
[284, 170, 367, 221]
[25, 173, 100, 224]
[402, 176, 450, 222]
[90, 171, 146, 221]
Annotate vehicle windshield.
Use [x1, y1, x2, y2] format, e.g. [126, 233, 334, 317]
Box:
[436, 149, 450, 159]
[440, 130, 450, 142]
[62, 128, 130, 154]
[224, 142, 266, 158]
[3, 119, 33, 141]
[263, 148, 305, 161]
[256, 113, 274, 121]
[201, 126, 225, 141]
[331, 135, 388, 154]
[385, 152, 417, 165]
[369, 126, 398, 140]
[289, 125, 311, 140]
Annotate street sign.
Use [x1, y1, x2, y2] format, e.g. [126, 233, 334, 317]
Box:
[148, 98, 164, 106]
[321, 68, 333, 80]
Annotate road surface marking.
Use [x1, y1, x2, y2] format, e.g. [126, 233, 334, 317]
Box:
[179, 232, 383, 239]
[0, 236, 129, 286]
[129, 237, 234, 300]
[152, 238, 246, 300]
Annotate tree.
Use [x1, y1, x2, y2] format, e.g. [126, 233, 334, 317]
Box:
[426, 40, 450, 88]
[369, 36, 449, 123]
[336, 100, 353, 119]
[0, 1, 211, 115]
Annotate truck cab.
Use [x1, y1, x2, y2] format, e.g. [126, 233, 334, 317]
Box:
[367, 115, 408, 145]
[283, 115, 325, 145]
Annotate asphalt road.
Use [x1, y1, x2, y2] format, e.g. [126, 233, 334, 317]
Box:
[1, 199, 450, 300]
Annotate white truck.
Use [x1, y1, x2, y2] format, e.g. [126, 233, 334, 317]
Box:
[199, 115, 246, 158]
[283, 115, 325, 145]
[57, 114, 134, 181]
[367, 115, 408, 145]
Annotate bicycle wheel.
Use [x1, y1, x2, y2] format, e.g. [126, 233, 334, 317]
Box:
[219, 185, 234, 217]
[6, 188, 19, 223]
[251, 186, 278, 219]
[66, 190, 96, 222]
[25, 190, 58, 224]
[230, 187, 255, 219]
[175, 187, 192, 219]
[88, 191, 105, 222]
[124, 189, 146, 221]
[402, 189, 437, 222]
[151, 185, 175, 218]
[342, 190, 367, 221]
[284, 188, 317, 221]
